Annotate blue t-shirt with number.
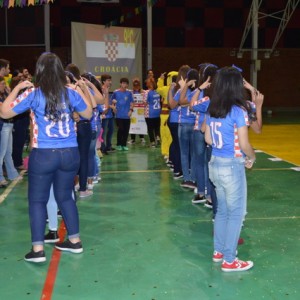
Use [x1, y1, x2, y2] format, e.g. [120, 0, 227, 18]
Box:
[206, 105, 249, 158]
[11, 87, 87, 148]
[174, 88, 196, 124]
[112, 89, 134, 119]
[144, 89, 161, 118]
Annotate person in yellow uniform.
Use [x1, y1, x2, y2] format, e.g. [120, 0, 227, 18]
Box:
[156, 71, 178, 160]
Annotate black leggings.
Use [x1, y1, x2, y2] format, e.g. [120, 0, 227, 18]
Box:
[145, 117, 160, 143]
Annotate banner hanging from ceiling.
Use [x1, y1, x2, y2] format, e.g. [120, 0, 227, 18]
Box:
[0, 0, 54, 8]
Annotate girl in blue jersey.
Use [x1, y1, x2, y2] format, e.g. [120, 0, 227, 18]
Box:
[0, 52, 92, 263]
[205, 66, 256, 272]
[112, 77, 134, 151]
[190, 64, 218, 212]
[168, 65, 190, 179]
[175, 69, 198, 189]
[143, 77, 161, 147]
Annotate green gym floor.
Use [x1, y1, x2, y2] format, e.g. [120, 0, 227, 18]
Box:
[0, 112, 300, 300]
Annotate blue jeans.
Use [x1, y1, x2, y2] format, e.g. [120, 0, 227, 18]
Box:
[168, 120, 181, 174]
[28, 147, 80, 245]
[88, 131, 97, 178]
[106, 117, 114, 150]
[192, 130, 206, 194]
[0, 123, 19, 181]
[77, 121, 92, 191]
[102, 117, 114, 151]
[205, 145, 218, 217]
[47, 185, 58, 231]
[209, 155, 247, 263]
[178, 123, 195, 181]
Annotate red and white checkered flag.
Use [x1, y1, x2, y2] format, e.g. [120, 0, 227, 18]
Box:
[104, 34, 119, 62]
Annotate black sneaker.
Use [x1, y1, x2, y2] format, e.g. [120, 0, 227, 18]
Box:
[192, 194, 206, 204]
[44, 230, 59, 243]
[181, 180, 196, 189]
[24, 249, 46, 263]
[173, 172, 183, 180]
[57, 210, 62, 218]
[55, 239, 83, 254]
[180, 180, 190, 188]
[204, 200, 213, 209]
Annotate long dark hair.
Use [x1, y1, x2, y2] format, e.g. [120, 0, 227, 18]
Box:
[208, 67, 250, 118]
[199, 63, 218, 98]
[35, 52, 69, 121]
[174, 65, 190, 93]
[81, 72, 103, 93]
[186, 68, 199, 92]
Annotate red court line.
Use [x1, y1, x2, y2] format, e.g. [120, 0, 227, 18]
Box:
[40, 221, 67, 300]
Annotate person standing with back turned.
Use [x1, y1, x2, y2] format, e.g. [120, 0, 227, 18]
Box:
[0, 52, 92, 263]
[205, 66, 256, 272]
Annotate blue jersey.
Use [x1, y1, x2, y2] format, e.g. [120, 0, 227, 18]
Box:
[174, 89, 196, 124]
[207, 105, 249, 158]
[144, 89, 161, 118]
[169, 106, 180, 123]
[112, 89, 134, 119]
[191, 93, 210, 130]
[11, 87, 87, 148]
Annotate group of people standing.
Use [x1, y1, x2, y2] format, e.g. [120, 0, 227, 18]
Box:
[0, 52, 264, 273]
[157, 63, 264, 272]
[0, 60, 30, 188]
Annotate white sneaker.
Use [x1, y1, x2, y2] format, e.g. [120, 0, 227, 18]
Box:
[194, 187, 198, 194]
[75, 183, 79, 191]
[127, 140, 135, 144]
[87, 183, 93, 190]
[79, 190, 93, 198]
[93, 176, 101, 184]
[141, 138, 146, 144]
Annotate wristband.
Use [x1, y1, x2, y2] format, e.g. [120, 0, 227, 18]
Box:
[197, 87, 202, 92]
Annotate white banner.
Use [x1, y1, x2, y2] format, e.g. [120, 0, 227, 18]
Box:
[129, 93, 148, 135]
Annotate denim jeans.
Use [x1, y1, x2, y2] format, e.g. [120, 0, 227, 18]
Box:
[178, 123, 195, 181]
[106, 117, 114, 150]
[205, 145, 218, 217]
[0, 123, 19, 181]
[47, 184, 76, 231]
[47, 185, 58, 231]
[88, 131, 97, 178]
[28, 147, 80, 245]
[77, 121, 92, 191]
[101, 118, 108, 152]
[192, 130, 206, 194]
[102, 117, 114, 151]
[168, 120, 181, 174]
[209, 155, 247, 263]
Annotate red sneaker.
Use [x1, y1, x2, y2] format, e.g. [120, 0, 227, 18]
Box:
[238, 237, 244, 245]
[221, 259, 254, 272]
[212, 251, 223, 262]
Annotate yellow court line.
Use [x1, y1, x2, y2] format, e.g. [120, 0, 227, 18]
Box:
[0, 179, 21, 204]
[0, 170, 27, 205]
